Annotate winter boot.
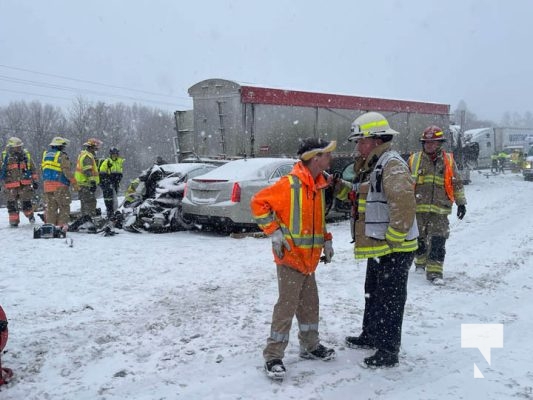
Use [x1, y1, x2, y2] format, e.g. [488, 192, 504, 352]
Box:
[414, 264, 425, 273]
[264, 359, 286, 380]
[299, 343, 336, 361]
[362, 350, 399, 368]
[345, 335, 375, 349]
[427, 272, 444, 286]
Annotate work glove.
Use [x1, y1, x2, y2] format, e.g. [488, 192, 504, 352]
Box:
[323, 240, 334, 263]
[31, 181, 39, 190]
[271, 229, 291, 259]
[457, 204, 466, 220]
[89, 181, 97, 194]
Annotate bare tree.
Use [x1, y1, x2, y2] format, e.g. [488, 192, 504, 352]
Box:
[67, 96, 92, 148]
[0, 101, 29, 145]
[26, 101, 67, 159]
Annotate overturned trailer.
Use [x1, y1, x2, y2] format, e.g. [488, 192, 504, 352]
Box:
[174, 79, 450, 160]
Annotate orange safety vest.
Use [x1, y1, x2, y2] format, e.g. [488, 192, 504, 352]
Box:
[250, 161, 331, 275]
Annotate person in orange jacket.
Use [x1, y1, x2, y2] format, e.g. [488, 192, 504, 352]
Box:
[250, 137, 336, 380]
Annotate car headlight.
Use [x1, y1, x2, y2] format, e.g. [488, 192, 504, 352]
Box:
[525, 161, 532, 169]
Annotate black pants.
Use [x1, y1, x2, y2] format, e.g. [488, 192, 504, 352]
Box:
[101, 183, 116, 215]
[360, 251, 414, 355]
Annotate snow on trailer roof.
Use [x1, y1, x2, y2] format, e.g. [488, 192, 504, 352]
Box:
[192, 157, 297, 181]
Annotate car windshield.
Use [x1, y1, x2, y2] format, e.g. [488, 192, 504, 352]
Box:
[342, 163, 355, 182]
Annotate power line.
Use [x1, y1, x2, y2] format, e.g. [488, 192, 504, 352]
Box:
[0, 88, 73, 102]
[0, 75, 190, 108]
[0, 63, 189, 100]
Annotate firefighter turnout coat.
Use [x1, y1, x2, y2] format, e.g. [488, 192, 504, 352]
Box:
[408, 150, 467, 215]
[337, 142, 418, 259]
[251, 161, 331, 275]
[0, 148, 38, 189]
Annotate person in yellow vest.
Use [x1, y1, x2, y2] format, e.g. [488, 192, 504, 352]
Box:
[496, 151, 508, 174]
[0, 137, 38, 227]
[490, 152, 499, 173]
[99, 147, 125, 217]
[408, 126, 467, 285]
[41, 137, 78, 231]
[75, 138, 102, 218]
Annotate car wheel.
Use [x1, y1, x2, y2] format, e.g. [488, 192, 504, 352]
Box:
[173, 206, 196, 230]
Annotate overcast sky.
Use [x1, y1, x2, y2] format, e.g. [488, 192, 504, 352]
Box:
[1, 0, 531, 122]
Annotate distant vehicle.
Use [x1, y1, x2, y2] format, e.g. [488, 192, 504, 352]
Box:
[182, 157, 297, 232]
[121, 163, 218, 232]
[464, 126, 533, 168]
[522, 146, 533, 181]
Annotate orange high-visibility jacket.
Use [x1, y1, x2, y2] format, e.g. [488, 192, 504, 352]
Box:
[251, 161, 331, 275]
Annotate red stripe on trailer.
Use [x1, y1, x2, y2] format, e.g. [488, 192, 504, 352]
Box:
[240, 86, 449, 115]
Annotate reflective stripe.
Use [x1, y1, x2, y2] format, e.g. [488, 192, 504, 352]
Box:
[385, 226, 407, 243]
[414, 174, 445, 185]
[299, 323, 318, 332]
[416, 204, 452, 214]
[360, 119, 388, 131]
[279, 226, 325, 248]
[409, 152, 422, 180]
[288, 175, 302, 234]
[426, 261, 443, 274]
[254, 212, 275, 228]
[355, 239, 418, 259]
[270, 331, 290, 342]
[358, 198, 366, 212]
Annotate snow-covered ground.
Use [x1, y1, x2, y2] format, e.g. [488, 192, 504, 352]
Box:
[1, 170, 532, 400]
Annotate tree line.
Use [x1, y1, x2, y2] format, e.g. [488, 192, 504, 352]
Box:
[453, 100, 533, 130]
[0, 97, 176, 186]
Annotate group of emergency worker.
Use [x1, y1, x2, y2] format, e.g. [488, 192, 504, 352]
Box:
[252, 112, 467, 379]
[0, 136, 124, 231]
[1, 113, 467, 378]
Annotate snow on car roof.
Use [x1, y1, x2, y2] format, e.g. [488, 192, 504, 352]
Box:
[158, 163, 214, 174]
[194, 157, 297, 180]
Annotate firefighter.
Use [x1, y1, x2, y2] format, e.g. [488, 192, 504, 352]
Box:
[251, 137, 337, 380]
[99, 147, 125, 217]
[335, 112, 418, 368]
[41, 137, 78, 230]
[408, 126, 467, 284]
[0, 137, 38, 227]
[74, 138, 102, 218]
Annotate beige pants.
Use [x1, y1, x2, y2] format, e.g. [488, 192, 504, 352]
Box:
[263, 264, 320, 361]
[44, 187, 72, 226]
[78, 186, 97, 217]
